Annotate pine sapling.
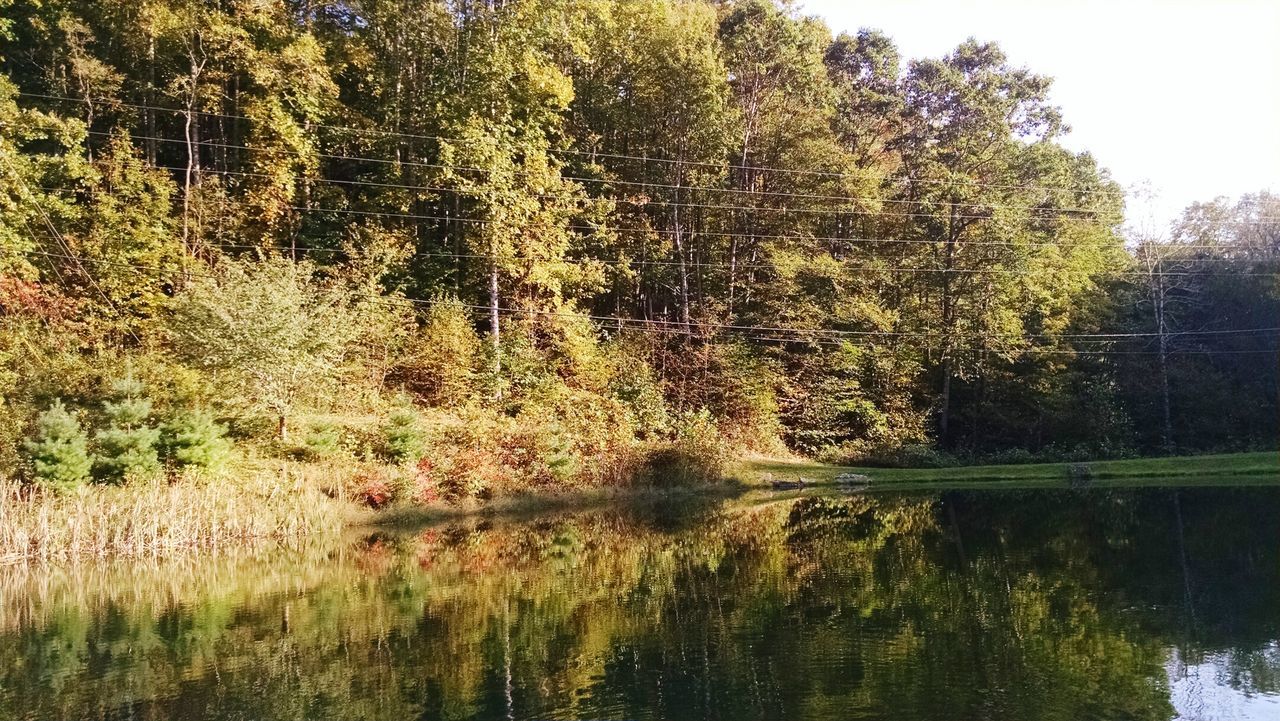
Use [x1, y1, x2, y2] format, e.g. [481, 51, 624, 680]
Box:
[382, 410, 426, 464]
[94, 374, 161, 483]
[23, 400, 93, 492]
[159, 409, 232, 470]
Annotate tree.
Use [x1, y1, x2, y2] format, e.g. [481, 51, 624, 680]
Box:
[433, 0, 598, 395]
[890, 39, 1121, 447]
[396, 294, 482, 406]
[72, 131, 181, 336]
[569, 0, 733, 322]
[825, 29, 903, 170]
[93, 372, 161, 483]
[159, 409, 231, 469]
[1114, 193, 1280, 453]
[380, 408, 424, 464]
[23, 399, 93, 491]
[168, 258, 358, 440]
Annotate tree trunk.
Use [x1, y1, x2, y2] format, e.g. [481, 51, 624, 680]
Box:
[181, 75, 202, 256]
[673, 158, 690, 326]
[278, 414, 288, 442]
[1145, 246, 1176, 452]
[1156, 276, 1175, 451]
[146, 35, 157, 166]
[938, 201, 959, 447]
[939, 355, 953, 444]
[489, 257, 501, 396]
[182, 101, 196, 253]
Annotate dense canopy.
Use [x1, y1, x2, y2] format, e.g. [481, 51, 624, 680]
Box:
[0, 0, 1276, 496]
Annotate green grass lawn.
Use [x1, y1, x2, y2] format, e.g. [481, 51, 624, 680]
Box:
[739, 451, 1280, 490]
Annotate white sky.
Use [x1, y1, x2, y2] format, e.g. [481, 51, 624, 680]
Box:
[799, 0, 1280, 229]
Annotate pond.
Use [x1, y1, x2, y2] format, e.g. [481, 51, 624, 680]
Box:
[2, 486, 1279, 720]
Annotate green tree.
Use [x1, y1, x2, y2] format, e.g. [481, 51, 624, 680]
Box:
[397, 295, 482, 407]
[381, 409, 424, 464]
[890, 39, 1122, 446]
[159, 409, 231, 469]
[168, 258, 358, 440]
[93, 372, 161, 483]
[72, 131, 181, 336]
[23, 399, 93, 491]
[825, 28, 903, 170]
[433, 0, 598, 392]
[569, 0, 734, 322]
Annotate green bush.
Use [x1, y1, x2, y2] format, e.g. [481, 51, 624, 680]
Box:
[380, 410, 425, 464]
[395, 296, 481, 406]
[93, 375, 161, 483]
[850, 442, 958, 469]
[23, 400, 93, 492]
[983, 447, 1038, 466]
[641, 410, 731, 487]
[301, 421, 343, 460]
[606, 352, 670, 437]
[159, 410, 232, 470]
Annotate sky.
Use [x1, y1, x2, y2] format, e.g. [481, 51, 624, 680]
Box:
[799, 0, 1280, 231]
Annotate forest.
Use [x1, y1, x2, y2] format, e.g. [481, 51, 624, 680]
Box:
[0, 0, 1276, 544]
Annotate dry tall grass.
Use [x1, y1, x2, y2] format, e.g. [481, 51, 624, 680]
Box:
[0, 470, 347, 562]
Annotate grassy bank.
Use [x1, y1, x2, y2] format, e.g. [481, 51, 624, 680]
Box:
[0, 450, 742, 562]
[7, 450, 1276, 562]
[740, 451, 1280, 489]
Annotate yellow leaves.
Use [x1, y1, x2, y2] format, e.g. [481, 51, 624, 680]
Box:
[521, 60, 575, 110]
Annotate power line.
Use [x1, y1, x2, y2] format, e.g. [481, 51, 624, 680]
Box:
[79, 130, 1130, 222]
[78, 130, 1124, 217]
[25, 91, 1132, 197]
[31, 175, 1276, 256]
[21, 184, 1277, 276]
[0, 153, 141, 343]
[29, 177, 1129, 251]
[69, 125, 1277, 224]
[19, 247, 1280, 356]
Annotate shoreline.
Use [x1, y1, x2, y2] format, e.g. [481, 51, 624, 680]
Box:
[4, 450, 1277, 564]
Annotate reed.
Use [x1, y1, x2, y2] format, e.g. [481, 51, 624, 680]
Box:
[0, 469, 347, 562]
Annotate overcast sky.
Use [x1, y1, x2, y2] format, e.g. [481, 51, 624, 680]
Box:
[799, 0, 1280, 230]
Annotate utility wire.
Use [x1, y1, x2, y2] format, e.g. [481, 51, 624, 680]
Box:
[19, 247, 1280, 356]
[25, 91, 1132, 197]
[0, 152, 141, 343]
[76, 130, 1135, 222]
[67, 127, 1280, 224]
[80, 130, 1122, 216]
[32, 177, 1277, 257]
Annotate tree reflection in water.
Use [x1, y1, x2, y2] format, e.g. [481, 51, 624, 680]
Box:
[2, 487, 1277, 721]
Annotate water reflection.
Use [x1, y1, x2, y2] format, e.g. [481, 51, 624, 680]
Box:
[2, 487, 1278, 720]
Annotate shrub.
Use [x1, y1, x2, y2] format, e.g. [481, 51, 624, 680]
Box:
[606, 350, 670, 437]
[847, 442, 958, 469]
[394, 296, 481, 406]
[983, 447, 1038, 466]
[93, 375, 161, 483]
[168, 258, 360, 441]
[352, 468, 395, 508]
[381, 410, 425, 464]
[301, 421, 343, 460]
[159, 410, 232, 470]
[641, 409, 732, 487]
[23, 400, 93, 492]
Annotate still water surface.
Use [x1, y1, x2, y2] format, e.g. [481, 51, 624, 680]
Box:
[2, 486, 1278, 720]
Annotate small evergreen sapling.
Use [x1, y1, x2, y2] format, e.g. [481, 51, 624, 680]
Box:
[94, 374, 161, 483]
[159, 410, 231, 470]
[301, 421, 342, 460]
[381, 410, 425, 464]
[23, 400, 93, 491]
